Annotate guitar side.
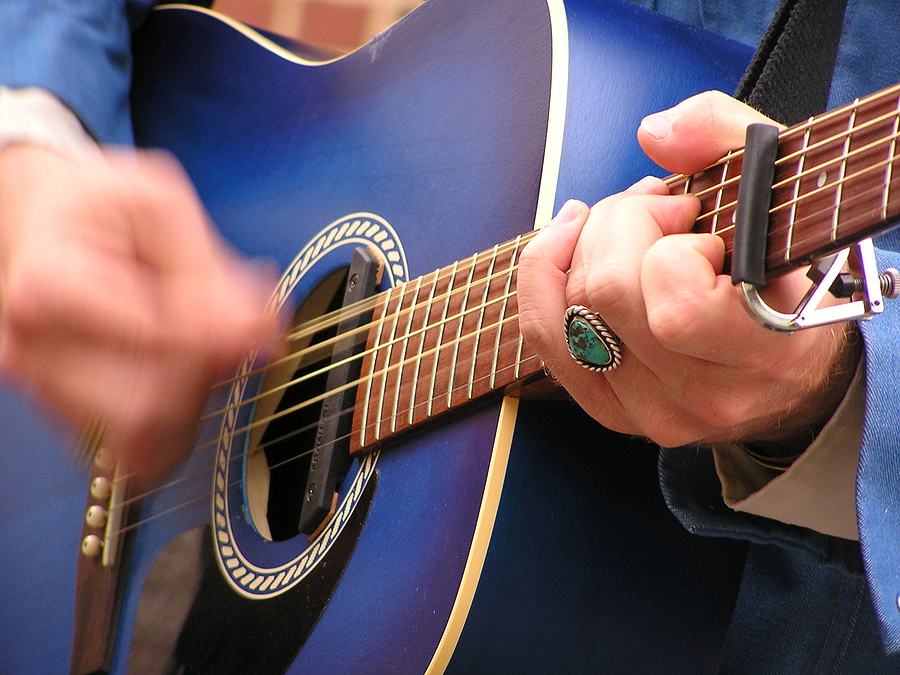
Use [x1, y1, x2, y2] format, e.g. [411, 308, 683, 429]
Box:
[0, 1, 752, 673]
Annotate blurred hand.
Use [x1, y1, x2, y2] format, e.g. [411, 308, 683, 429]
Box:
[0, 144, 280, 486]
[518, 91, 859, 448]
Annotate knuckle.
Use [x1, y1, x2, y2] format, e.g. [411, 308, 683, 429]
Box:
[645, 293, 702, 347]
[693, 392, 757, 436]
[582, 262, 631, 311]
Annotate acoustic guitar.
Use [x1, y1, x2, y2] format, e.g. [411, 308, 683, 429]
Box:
[0, 1, 774, 673]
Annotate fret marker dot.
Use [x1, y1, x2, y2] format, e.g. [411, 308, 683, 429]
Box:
[817, 171, 828, 188]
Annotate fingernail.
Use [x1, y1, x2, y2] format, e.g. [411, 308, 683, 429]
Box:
[624, 175, 661, 192]
[549, 199, 587, 226]
[640, 111, 671, 140]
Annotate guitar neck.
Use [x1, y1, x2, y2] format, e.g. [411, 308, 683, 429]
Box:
[348, 82, 900, 452]
[351, 234, 540, 451]
[673, 82, 900, 280]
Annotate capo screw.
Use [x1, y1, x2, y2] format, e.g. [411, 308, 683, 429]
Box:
[880, 268, 900, 299]
[829, 269, 900, 299]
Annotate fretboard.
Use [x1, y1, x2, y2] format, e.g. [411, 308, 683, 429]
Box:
[675, 82, 900, 280]
[351, 234, 540, 452]
[348, 82, 900, 452]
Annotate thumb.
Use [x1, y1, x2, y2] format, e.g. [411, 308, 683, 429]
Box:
[637, 90, 782, 175]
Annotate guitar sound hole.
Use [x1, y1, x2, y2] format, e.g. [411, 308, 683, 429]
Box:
[246, 267, 352, 542]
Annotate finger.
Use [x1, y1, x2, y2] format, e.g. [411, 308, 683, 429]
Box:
[106, 150, 228, 277]
[640, 233, 829, 372]
[637, 90, 782, 174]
[31, 345, 209, 487]
[517, 199, 590, 360]
[567, 192, 701, 350]
[641, 232, 766, 364]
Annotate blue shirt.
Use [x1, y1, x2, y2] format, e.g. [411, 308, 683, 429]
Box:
[624, 0, 900, 105]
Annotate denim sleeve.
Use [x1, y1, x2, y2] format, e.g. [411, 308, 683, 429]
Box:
[659, 231, 900, 656]
[0, 1, 158, 144]
[857, 231, 900, 653]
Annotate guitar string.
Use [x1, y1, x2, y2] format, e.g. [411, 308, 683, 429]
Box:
[685, 124, 900, 238]
[200, 289, 523, 455]
[103, 85, 900, 533]
[109, 313, 539, 536]
[207, 238, 534, 394]
[118, 115, 900, 504]
[232, 126, 900, 432]
[200, 127, 900, 440]
[679, 103, 900, 235]
[114, 119, 900, 515]
[105, 255, 534, 522]
[200, 259, 527, 426]
[210, 93, 900, 410]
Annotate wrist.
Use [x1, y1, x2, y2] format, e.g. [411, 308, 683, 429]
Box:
[744, 321, 861, 464]
[0, 86, 97, 157]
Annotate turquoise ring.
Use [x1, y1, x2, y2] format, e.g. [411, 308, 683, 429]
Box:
[564, 305, 623, 372]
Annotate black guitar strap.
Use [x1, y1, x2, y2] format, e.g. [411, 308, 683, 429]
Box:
[734, 0, 849, 125]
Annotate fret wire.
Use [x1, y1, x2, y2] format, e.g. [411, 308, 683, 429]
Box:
[282, 234, 535, 346]
[468, 245, 500, 400]
[428, 260, 458, 418]
[210, 128, 900, 437]
[682, 101, 900, 224]
[832, 101, 859, 240]
[770, 133, 900, 225]
[491, 235, 522, 390]
[692, 126, 900, 239]
[766, 176, 900, 264]
[786, 123, 812, 261]
[160, 86, 897, 528]
[362, 312, 533, 440]
[408, 269, 439, 427]
[224, 238, 537, 405]
[389, 276, 422, 434]
[445, 253, 479, 410]
[885, 93, 900, 221]
[375, 282, 408, 441]
[206, 85, 900, 437]
[197, 309, 532, 460]
[668, 82, 900, 210]
[201, 104, 900, 456]
[260, 102, 900, 377]
[358, 286, 388, 448]
[711, 151, 733, 233]
[768, 145, 900, 239]
[114, 338, 540, 538]
[365, 284, 394, 441]
[514, 334, 525, 381]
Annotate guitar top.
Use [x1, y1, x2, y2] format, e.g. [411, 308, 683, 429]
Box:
[0, 1, 753, 674]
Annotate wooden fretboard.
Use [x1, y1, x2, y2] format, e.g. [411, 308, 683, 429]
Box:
[675, 82, 900, 280]
[348, 83, 900, 452]
[351, 235, 539, 451]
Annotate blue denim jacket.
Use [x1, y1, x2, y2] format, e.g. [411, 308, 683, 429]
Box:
[0, 0, 157, 145]
[630, 0, 900, 668]
[624, 0, 900, 109]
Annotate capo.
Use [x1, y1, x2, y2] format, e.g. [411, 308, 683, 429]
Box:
[731, 123, 780, 287]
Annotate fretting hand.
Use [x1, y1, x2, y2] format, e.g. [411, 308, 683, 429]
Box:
[517, 91, 859, 449]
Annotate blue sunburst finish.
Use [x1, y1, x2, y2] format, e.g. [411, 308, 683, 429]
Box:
[0, 1, 753, 673]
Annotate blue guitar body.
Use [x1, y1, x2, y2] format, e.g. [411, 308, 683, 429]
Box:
[0, 1, 753, 673]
